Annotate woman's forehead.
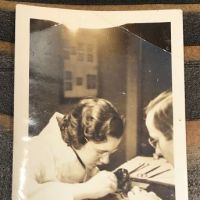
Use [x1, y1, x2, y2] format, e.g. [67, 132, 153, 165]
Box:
[93, 136, 121, 151]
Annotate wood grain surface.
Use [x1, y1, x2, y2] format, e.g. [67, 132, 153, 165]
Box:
[8, 0, 200, 5]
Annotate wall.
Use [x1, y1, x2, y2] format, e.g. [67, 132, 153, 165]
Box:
[29, 23, 129, 169]
[29, 24, 63, 135]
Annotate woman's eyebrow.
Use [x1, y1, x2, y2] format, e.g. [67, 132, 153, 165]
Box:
[111, 148, 118, 153]
[97, 148, 118, 154]
[97, 149, 108, 153]
[108, 147, 118, 152]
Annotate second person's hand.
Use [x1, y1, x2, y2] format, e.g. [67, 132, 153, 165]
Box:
[128, 186, 162, 200]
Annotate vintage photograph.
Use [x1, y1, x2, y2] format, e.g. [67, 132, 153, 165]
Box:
[13, 5, 188, 200]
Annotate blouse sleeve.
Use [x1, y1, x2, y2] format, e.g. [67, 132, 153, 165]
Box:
[23, 139, 75, 200]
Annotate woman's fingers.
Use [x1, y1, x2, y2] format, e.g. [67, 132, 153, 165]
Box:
[108, 172, 117, 191]
[131, 186, 142, 194]
[127, 191, 135, 199]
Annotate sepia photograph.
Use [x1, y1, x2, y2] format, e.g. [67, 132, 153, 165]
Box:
[13, 5, 188, 200]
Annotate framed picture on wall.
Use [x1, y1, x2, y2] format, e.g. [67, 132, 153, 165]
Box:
[61, 27, 98, 98]
[13, 5, 188, 200]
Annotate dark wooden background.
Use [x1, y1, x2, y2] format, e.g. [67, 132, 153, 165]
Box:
[0, 1, 199, 200]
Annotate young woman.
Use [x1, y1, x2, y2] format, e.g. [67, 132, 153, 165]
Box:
[128, 90, 173, 200]
[23, 98, 124, 200]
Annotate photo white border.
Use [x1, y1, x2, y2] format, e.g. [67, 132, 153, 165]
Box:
[13, 5, 188, 200]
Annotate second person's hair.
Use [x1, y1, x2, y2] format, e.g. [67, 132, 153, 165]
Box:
[145, 90, 173, 140]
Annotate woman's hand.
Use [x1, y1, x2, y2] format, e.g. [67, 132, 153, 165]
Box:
[128, 186, 162, 200]
[79, 170, 117, 199]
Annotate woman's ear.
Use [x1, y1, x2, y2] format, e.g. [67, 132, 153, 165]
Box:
[56, 115, 68, 130]
[56, 116, 63, 127]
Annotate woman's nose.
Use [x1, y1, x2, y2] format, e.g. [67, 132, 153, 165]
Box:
[155, 145, 163, 157]
[100, 153, 110, 164]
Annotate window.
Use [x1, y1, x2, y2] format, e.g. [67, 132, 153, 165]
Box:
[87, 44, 93, 52]
[64, 82, 72, 91]
[87, 44, 94, 62]
[76, 77, 83, 86]
[64, 71, 72, 81]
[64, 71, 73, 91]
[87, 53, 93, 62]
[77, 53, 84, 61]
[63, 49, 70, 60]
[77, 42, 85, 61]
[78, 42, 84, 51]
[87, 74, 97, 89]
[71, 46, 76, 55]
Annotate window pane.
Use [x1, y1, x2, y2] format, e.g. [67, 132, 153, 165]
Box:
[77, 53, 84, 61]
[87, 54, 93, 62]
[71, 46, 76, 55]
[87, 44, 93, 52]
[87, 74, 97, 89]
[63, 50, 70, 60]
[64, 71, 72, 80]
[76, 77, 83, 86]
[77, 42, 84, 51]
[64, 82, 72, 91]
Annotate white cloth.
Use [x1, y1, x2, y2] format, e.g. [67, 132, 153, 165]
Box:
[22, 112, 86, 200]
